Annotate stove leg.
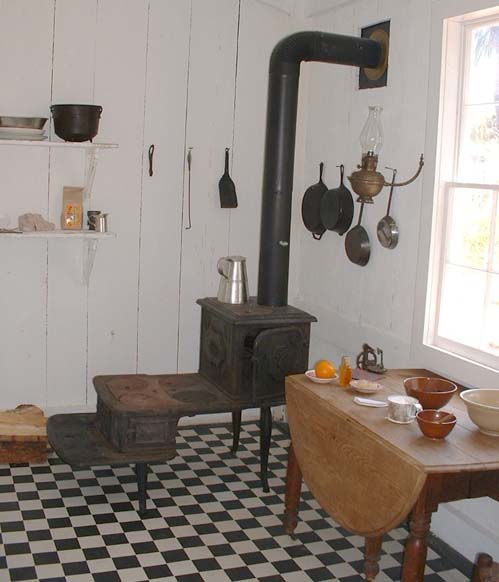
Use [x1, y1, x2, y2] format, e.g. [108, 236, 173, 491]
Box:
[136, 462, 149, 517]
[231, 410, 242, 453]
[260, 406, 272, 492]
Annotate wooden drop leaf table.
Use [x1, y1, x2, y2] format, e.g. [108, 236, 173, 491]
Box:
[283, 369, 499, 581]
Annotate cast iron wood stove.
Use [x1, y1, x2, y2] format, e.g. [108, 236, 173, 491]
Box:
[48, 30, 382, 515]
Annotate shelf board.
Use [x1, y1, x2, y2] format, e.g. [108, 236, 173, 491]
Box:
[0, 230, 116, 239]
[0, 139, 118, 149]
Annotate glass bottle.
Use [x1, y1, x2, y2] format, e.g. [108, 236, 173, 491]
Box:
[339, 356, 352, 387]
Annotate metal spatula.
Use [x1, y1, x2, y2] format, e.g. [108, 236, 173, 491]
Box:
[219, 148, 238, 208]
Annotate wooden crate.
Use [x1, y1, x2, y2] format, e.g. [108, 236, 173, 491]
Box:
[0, 405, 48, 464]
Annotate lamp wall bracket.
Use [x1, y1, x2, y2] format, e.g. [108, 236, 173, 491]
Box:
[383, 154, 424, 188]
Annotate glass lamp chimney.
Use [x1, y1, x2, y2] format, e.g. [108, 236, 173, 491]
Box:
[360, 106, 383, 159]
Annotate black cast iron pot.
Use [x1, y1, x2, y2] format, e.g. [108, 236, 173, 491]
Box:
[51, 104, 103, 142]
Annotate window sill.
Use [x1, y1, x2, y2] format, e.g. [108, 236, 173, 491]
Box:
[412, 340, 499, 389]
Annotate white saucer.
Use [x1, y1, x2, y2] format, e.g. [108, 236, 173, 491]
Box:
[350, 380, 383, 394]
[0, 127, 44, 135]
[305, 370, 338, 384]
[386, 416, 416, 424]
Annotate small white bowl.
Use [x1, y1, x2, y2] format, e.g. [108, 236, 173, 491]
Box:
[460, 388, 499, 437]
[350, 379, 383, 394]
[305, 370, 337, 384]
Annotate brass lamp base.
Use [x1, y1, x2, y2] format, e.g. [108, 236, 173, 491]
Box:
[348, 154, 385, 203]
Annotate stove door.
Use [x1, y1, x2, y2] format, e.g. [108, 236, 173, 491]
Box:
[252, 326, 308, 404]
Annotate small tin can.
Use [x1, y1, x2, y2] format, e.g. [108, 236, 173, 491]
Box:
[87, 210, 101, 231]
[96, 214, 108, 233]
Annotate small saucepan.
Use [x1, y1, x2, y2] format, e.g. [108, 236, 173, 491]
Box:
[320, 165, 354, 235]
[302, 162, 327, 240]
[377, 168, 399, 249]
[345, 203, 370, 266]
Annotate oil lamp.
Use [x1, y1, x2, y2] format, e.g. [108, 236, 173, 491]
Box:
[348, 106, 425, 203]
[348, 106, 386, 203]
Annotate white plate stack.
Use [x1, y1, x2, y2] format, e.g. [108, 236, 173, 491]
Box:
[0, 116, 48, 141]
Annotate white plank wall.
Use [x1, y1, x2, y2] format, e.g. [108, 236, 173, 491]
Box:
[86, 0, 150, 406]
[0, 0, 303, 409]
[294, 0, 430, 369]
[177, 0, 240, 372]
[230, 0, 305, 292]
[0, 0, 54, 407]
[137, 0, 191, 374]
[47, 0, 98, 408]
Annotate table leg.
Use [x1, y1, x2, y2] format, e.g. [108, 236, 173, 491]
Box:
[402, 487, 433, 581]
[283, 443, 302, 537]
[231, 410, 242, 453]
[364, 536, 382, 581]
[136, 462, 149, 517]
[260, 406, 272, 492]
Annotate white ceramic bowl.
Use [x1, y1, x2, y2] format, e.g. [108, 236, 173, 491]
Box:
[305, 370, 337, 384]
[460, 389, 499, 437]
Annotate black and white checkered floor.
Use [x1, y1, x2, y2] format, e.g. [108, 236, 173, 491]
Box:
[0, 422, 469, 582]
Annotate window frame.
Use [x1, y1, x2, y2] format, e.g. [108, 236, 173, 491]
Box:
[411, 0, 499, 389]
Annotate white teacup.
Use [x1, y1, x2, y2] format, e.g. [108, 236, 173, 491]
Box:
[387, 395, 422, 423]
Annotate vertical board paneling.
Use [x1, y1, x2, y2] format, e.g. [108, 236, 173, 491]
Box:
[86, 0, 149, 404]
[46, 0, 98, 407]
[0, 0, 54, 407]
[230, 0, 302, 293]
[137, 0, 191, 374]
[0, 0, 303, 410]
[177, 0, 239, 372]
[297, 0, 431, 367]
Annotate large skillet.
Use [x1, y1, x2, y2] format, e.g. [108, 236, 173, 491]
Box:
[320, 165, 354, 235]
[302, 162, 327, 240]
[345, 203, 370, 266]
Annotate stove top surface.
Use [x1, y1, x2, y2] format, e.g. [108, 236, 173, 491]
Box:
[94, 373, 233, 415]
[196, 297, 317, 324]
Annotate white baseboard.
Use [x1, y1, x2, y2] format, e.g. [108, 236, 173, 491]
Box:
[432, 500, 499, 562]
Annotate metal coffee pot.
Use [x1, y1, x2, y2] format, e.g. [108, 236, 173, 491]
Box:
[217, 256, 249, 304]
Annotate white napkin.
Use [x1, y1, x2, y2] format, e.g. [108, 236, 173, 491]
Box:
[353, 396, 388, 408]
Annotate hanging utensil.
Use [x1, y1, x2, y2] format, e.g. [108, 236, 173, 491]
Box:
[377, 168, 399, 249]
[148, 144, 155, 177]
[345, 203, 370, 266]
[185, 147, 192, 230]
[320, 164, 354, 235]
[218, 147, 238, 208]
[302, 162, 327, 240]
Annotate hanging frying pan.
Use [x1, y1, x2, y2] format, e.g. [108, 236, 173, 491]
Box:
[320, 164, 354, 235]
[345, 203, 370, 266]
[377, 168, 399, 249]
[302, 162, 327, 240]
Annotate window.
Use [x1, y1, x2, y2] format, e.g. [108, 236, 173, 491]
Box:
[426, 8, 499, 372]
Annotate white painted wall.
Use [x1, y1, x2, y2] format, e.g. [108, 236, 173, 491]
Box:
[0, 0, 303, 412]
[296, 0, 499, 563]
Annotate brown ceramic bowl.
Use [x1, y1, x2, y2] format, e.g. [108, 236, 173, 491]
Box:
[416, 409, 456, 439]
[403, 377, 457, 409]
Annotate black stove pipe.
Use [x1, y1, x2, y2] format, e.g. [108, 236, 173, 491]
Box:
[257, 31, 382, 307]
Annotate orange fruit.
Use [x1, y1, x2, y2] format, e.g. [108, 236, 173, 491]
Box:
[314, 359, 336, 379]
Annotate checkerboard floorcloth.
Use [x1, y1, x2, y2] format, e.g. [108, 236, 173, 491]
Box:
[0, 422, 469, 581]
